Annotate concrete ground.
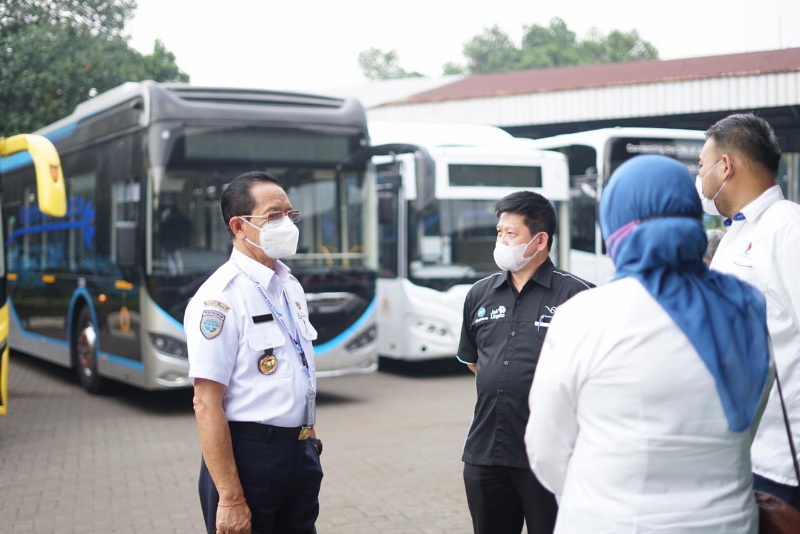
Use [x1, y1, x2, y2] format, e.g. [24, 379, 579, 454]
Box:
[1, 353, 477, 533]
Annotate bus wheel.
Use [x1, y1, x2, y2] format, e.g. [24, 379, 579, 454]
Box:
[74, 307, 105, 394]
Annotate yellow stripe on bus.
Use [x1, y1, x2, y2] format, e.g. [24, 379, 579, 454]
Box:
[41, 275, 55, 284]
[114, 280, 134, 291]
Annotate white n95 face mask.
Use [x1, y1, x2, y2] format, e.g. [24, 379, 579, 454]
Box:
[493, 233, 541, 272]
[241, 216, 299, 259]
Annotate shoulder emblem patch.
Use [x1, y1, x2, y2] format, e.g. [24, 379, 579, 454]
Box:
[203, 300, 231, 312]
[200, 310, 226, 339]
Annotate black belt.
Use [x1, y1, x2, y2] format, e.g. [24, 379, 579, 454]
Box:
[229, 421, 311, 440]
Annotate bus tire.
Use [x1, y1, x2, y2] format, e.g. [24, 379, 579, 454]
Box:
[73, 307, 106, 394]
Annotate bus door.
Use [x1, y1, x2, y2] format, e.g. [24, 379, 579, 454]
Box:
[370, 144, 435, 359]
[375, 159, 403, 279]
[370, 144, 429, 277]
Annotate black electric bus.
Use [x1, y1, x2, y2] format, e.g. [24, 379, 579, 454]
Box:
[1, 81, 378, 393]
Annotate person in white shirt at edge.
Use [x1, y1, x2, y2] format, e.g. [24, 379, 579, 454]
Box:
[700, 113, 800, 507]
[525, 154, 773, 533]
[185, 171, 322, 534]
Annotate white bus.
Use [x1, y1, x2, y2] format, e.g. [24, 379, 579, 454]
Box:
[528, 127, 708, 285]
[369, 122, 570, 363]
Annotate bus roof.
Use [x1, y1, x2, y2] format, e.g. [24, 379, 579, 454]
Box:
[368, 121, 570, 163]
[368, 121, 515, 148]
[35, 80, 367, 141]
[527, 126, 707, 148]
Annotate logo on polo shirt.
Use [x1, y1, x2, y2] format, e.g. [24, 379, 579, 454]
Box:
[490, 306, 506, 320]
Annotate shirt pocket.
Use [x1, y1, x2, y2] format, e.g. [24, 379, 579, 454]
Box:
[731, 254, 755, 284]
[246, 323, 291, 378]
[299, 318, 318, 341]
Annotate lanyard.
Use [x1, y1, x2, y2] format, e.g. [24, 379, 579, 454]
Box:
[233, 261, 312, 380]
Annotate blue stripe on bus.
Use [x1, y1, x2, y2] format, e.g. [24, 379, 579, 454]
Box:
[67, 287, 99, 342]
[154, 301, 185, 331]
[0, 123, 77, 173]
[7, 299, 68, 347]
[0, 152, 33, 173]
[155, 296, 377, 356]
[66, 288, 143, 369]
[5, 292, 142, 368]
[314, 297, 376, 356]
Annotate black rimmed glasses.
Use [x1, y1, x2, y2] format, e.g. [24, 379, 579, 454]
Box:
[240, 210, 301, 226]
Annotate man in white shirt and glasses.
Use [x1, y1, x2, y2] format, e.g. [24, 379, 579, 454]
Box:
[186, 171, 323, 534]
[699, 113, 800, 508]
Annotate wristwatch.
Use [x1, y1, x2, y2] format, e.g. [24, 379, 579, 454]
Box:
[310, 438, 323, 455]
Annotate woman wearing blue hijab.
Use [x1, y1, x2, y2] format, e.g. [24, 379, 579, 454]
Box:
[525, 155, 772, 533]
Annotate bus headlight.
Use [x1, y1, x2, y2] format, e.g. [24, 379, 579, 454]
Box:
[410, 316, 452, 340]
[345, 325, 377, 352]
[149, 334, 188, 358]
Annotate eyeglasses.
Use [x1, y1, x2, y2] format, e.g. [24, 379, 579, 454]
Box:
[240, 210, 301, 225]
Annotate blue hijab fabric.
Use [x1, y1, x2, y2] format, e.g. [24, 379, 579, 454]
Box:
[600, 155, 769, 432]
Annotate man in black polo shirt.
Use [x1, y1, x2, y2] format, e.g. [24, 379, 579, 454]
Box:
[458, 191, 594, 534]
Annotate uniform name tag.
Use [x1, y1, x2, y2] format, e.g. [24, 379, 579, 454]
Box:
[252, 313, 274, 324]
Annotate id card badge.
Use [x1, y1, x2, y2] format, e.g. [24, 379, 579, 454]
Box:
[306, 389, 316, 427]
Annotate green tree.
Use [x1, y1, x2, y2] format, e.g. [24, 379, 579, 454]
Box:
[519, 17, 581, 68]
[463, 25, 525, 75]
[1, 0, 189, 136]
[358, 48, 424, 80]
[442, 62, 468, 76]
[578, 28, 658, 64]
[458, 18, 659, 76]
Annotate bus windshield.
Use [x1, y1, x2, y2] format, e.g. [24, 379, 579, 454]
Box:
[408, 198, 499, 291]
[150, 124, 373, 337]
[607, 136, 704, 178]
[153, 125, 369, 277]
[153, 167, 369, 275]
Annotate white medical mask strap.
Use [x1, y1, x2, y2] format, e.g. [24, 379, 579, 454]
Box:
[243, 236, 262, 249]
[239, 217, 265, 252]
[711, 176, 728, 201]
[526, 232, 542, 257]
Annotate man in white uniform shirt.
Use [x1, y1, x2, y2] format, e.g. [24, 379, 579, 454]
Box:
[700, 113, 800, 507]
[186, 171, 323, 534]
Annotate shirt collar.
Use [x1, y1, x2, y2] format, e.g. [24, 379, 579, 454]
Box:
[231, 247, 291, 287]
[724, 185, 784, 227]
[488, 257, 555, 291]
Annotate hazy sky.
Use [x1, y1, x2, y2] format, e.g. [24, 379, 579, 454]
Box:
[127, 0, 800, 92]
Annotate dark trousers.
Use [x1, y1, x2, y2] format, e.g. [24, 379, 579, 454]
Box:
[754, 473, 800, 510]
[463, 463, 557, 534]
[199, 433, 323, 534]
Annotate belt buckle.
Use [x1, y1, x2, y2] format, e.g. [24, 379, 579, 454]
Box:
[298, 426, 311, 440]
